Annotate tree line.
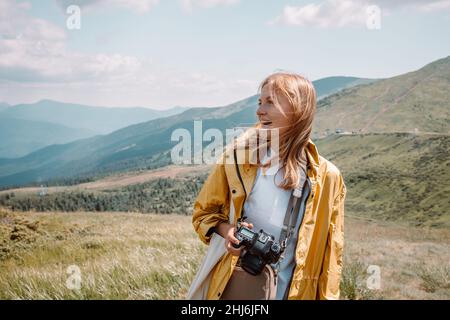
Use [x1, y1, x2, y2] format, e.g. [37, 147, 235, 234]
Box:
[0, 176, 207, 215]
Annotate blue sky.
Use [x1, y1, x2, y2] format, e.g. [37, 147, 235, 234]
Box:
[0, 0, 449, 109]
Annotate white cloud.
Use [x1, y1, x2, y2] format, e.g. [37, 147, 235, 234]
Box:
[54, 0, 159, 14]
[269, 0, 369, 28]
[171, 72, 254, 95]
[55, 0, 241, 14]
[374, 0, 450, 11]
[0, 0, 142, 83]
[180, 0, 239, 13]
[0, 66, 258, 108]
[0, 1, 255, 108]
[270, 0, 450, 28]
[405, 0, 450, 12]
[111, 0, 159, 13]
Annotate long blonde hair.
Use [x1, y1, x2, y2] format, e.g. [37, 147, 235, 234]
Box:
[257, 72, 317, 190]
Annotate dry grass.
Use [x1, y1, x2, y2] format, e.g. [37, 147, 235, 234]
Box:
[0, 209, 449, 300]
[0, 210, 206, 299]
[342, 216, 450, 299]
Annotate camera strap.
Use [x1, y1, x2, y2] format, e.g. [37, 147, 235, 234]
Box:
[279, 161, 307, 251]
[271, 186, 304, 276]
[279, 188, 303, 250]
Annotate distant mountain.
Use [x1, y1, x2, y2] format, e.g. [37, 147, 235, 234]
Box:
[313, 76, 376, 99]
[313, 56, 450, 136]
[0, 73, 380, 187]
[21, 64, 450, 188]
[0, 102, 10, 112]
[0, 100, 189, 159]
[0, 101, 257, 187]
[0, 117, 96, 158]
[1, 100, 189, 134]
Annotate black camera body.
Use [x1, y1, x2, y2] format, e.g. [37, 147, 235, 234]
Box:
[232, 225, 283, 275]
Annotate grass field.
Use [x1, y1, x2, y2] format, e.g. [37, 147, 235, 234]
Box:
[0, 209, 448, 300]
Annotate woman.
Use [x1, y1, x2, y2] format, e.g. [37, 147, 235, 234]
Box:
[188, 72, 346, 300]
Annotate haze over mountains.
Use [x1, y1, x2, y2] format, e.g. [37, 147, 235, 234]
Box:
[0, 76, 372, 160]
[0, 56, 448, 189]
[0, 103, 10, 112]
[0, 118, 96, 158]
[0, 75, 374, 186]
[0, 101, 188, 158]
[1, 100, 189, 134]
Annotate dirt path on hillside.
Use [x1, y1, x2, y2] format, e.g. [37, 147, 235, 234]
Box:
[0, 164, 211, 195]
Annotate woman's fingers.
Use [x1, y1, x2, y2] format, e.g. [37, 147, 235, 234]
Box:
[228, 234, 240, 245]
[225, 241, 242, 256]
[241, 222, 254, 229]
[222, 221, 255, 256]
[225, 226, 240, 245]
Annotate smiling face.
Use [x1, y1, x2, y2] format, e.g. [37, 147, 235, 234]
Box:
[252, 72, 317, 189]
[257, 83, 294, 138]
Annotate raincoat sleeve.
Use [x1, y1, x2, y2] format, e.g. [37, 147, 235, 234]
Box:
[192, 161, 230, 245]
[318, 174, 346, 300]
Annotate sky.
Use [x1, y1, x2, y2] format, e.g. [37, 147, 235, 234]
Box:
[0, 0, 449, 109]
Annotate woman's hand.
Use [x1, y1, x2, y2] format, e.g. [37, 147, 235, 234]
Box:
[216, 221, 254, 256]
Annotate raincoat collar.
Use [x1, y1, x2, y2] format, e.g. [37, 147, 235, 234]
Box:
[234, 139, 320, 179]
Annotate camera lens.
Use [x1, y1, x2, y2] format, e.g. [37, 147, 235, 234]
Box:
[271, 243, 280, 253]
[241, 254, 265, 275]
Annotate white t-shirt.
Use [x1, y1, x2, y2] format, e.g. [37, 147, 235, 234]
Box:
[242, 158, 291, 241]
[241, 151, 309, 299]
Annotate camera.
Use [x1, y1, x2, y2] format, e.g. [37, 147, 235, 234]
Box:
[232, 225, 284, 275]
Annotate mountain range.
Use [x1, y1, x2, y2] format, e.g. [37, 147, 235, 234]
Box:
[0, 56, 448, 188]
[0, 117, 96, 158]
[0, 76, 372, 160]
[0, 100, 188, 158]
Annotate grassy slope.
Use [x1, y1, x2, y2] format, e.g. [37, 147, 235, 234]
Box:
[0, 210, 448, 299]
[1, 133, 448, 228]
[0, 210, 203, 299]
[317, 133, 450, 228]
[314, 56, 450, 135]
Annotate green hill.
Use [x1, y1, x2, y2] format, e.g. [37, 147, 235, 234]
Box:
[316, 133, 450, 228]
[1, 132, 448, 228]
[314, 56, 450, 136]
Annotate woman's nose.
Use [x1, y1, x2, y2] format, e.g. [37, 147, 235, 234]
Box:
[256, 105, 266, 116]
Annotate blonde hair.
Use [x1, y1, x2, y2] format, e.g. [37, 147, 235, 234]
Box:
[257, 72, 317, 190]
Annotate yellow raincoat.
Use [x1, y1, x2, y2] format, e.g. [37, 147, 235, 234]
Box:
[192, 139, 346, 300]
